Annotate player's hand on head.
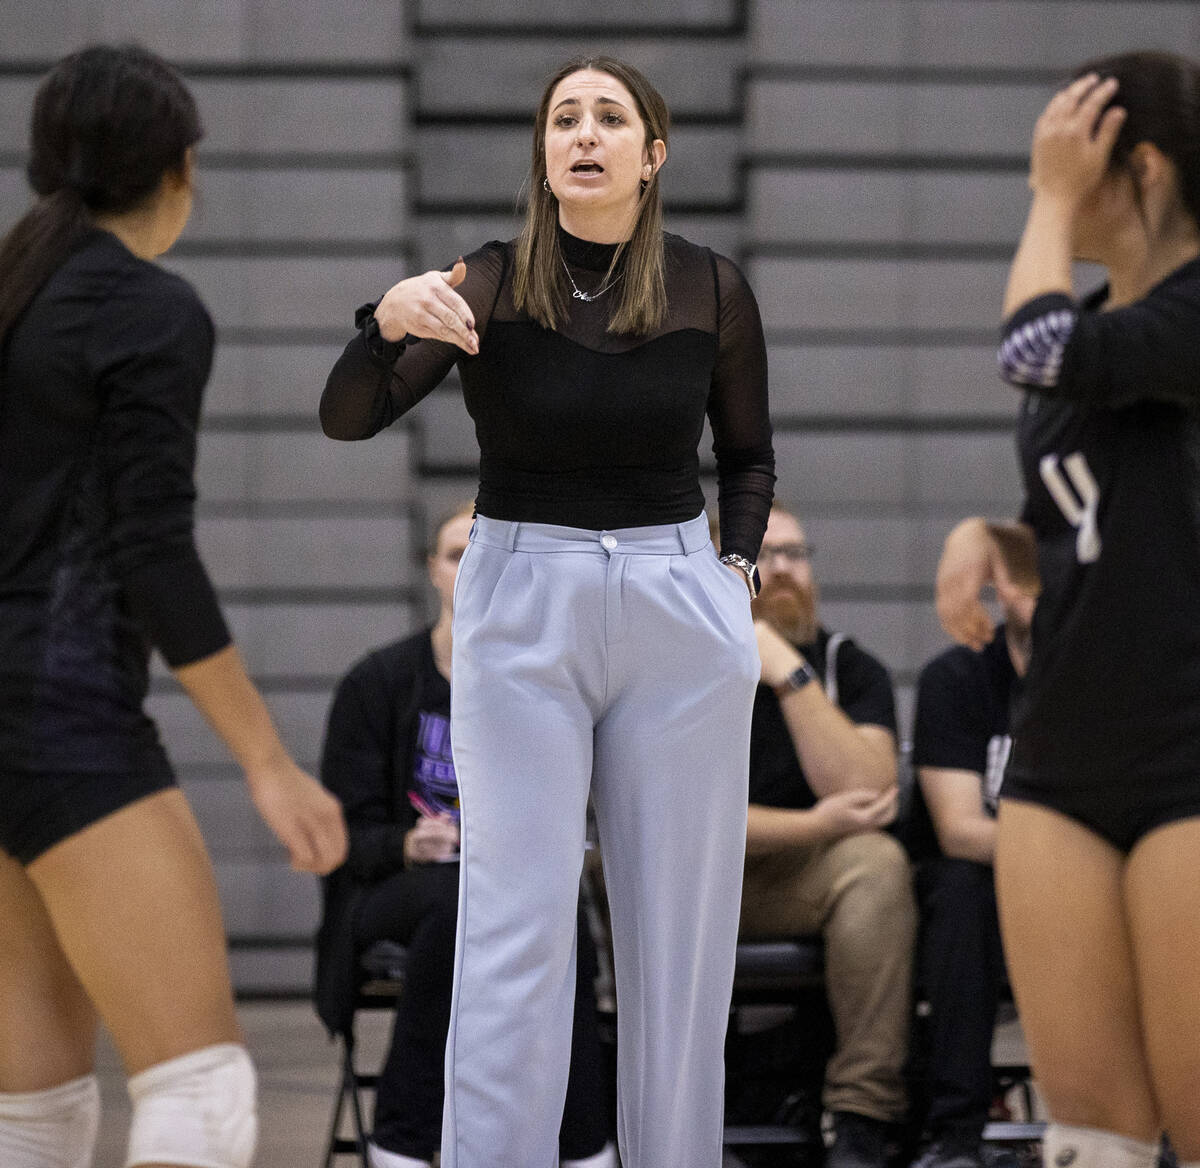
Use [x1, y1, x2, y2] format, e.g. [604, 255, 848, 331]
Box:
[373, 257, 479, 355]
[1029, 73, 1126, 202]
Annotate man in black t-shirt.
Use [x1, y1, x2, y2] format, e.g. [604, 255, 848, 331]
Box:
[739, 504, 914, 1168]
[908, 531, 1035, 1168]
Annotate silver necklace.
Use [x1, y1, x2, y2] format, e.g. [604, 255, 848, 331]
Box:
[561, 255, 621, 302]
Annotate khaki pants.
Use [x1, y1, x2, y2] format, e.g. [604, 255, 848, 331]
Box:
[740, 831, 916, 1122]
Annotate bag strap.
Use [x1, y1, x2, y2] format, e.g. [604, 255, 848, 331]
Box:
[824, 632, 847, 705]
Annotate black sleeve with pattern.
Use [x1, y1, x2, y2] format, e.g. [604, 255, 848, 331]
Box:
[320, 242, 508, 440]
[708, 252, 775, 562]
[89, 273, 230, 668]
[999, 262, 1200, 408]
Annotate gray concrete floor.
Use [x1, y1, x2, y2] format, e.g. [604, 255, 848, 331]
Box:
[91, 1003, 1037, 1168]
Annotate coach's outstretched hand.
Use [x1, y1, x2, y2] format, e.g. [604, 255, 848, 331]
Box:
[373, 257, 480, 355]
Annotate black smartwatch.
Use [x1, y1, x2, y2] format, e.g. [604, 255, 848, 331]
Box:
[773, 660, 818, 698]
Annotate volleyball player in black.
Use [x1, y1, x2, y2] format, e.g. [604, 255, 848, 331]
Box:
[937, 52, 1200, 1168]
[0, 47, 344, 1168]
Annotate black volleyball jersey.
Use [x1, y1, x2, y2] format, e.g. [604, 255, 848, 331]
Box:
[0, 230, 229, 776]
[998, 257, 1200, 789]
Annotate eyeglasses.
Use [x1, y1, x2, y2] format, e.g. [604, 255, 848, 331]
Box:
[758, 542, 814, 566]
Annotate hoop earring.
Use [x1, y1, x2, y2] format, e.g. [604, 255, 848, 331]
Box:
[543, 177, 552, 193]
[640, 178, 648, 193]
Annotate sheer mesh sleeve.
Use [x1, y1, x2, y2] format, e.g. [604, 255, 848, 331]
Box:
[707, 251, 775, 561]
[320, 242, 508, 440]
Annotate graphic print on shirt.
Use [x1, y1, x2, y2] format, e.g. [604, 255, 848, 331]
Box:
[412, 710, 459, 821]
[1039, 452, 1101, 563]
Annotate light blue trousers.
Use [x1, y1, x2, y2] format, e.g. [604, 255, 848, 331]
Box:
[442, 512, 760, 1168]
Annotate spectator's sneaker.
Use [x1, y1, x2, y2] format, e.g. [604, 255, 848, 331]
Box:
[981, 1145, 1022, 1168]
[827, 1111, 891, 1168]
[910, 1135, 988, 1168]
[367, 1141, 431, 1168]
[561, 1142, 619, 1167]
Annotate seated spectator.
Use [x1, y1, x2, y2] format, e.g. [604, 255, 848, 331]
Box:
[738, 502, 915, 1168]
[315, 505, 615, 1168]
[907, 522, 1037, 1168]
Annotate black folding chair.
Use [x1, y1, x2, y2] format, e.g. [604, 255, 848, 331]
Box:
[322, 941, 409, 1168]
[724, 936, 828, 1153]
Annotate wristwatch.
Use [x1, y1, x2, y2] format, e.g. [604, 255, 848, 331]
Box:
[719, 553, 760, 599]
[773, 659, 818, 699]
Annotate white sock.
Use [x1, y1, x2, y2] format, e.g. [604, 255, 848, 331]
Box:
[562, 1142, 618, 1168]
[367, 1140, 431, 1168]
[1043, 1124, 1158, 1168]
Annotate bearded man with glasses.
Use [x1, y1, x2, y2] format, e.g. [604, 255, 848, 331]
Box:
[735, 502, 916, 1168]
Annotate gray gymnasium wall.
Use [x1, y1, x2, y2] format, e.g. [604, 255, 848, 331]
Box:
[2, 0, 1199, 991]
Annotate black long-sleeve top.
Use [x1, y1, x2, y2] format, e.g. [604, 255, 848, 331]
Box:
[319, 628, 451, 883]
[315, 626, 450, 1033]
[321, 228, 775, 561]
[0, 229, 230, 775]
[997, 256, 1200, 788]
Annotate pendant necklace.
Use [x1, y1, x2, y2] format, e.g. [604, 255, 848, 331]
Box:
[561, 254, 621, 302]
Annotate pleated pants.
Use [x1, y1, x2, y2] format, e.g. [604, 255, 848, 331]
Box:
[442, 512, 760, 1168]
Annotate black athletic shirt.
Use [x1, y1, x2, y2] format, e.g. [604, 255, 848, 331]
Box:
[748, 628, 897, 810]
[321, 227, 775, 561]
[0, 229, 230, 775]
[998, 256, 1200, 790]
[908, 630, 1021, 862]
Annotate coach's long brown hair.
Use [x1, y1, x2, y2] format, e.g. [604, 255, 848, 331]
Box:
[513, 55, 670, 336]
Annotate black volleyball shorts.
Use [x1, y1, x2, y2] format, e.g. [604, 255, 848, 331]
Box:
[1001, 770, 1200, 853]
[0, 766, 176, 865]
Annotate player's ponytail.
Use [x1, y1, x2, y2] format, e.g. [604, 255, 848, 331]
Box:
[0, 44, 202, 346]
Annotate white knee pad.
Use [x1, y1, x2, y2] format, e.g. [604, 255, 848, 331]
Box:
[0, 1073, 100, 1168]
[125, 1043, 256, 1168]
[1043, 1123, 1158, 1168]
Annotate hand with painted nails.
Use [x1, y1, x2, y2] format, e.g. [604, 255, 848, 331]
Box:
[373, 256, 481, 355]
[1028, 73, 1127, 205]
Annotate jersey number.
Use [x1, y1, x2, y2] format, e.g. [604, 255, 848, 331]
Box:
[1039, 452, 1101, 563]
